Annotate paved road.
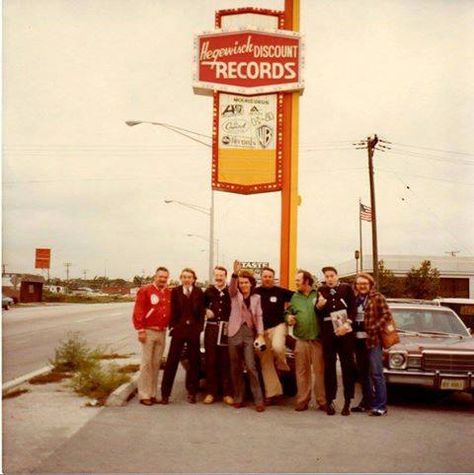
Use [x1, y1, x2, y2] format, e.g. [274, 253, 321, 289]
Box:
[2, 303, 138, 381]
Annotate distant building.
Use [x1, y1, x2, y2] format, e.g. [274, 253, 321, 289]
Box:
[336, 255, 474, 298]
[2, 273, 45, 303]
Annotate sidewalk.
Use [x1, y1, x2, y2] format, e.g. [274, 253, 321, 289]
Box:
[3, 378, 102, 473]
[28, 368, 474, 474]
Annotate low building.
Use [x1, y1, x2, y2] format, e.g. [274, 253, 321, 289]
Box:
[19, 275, 45, 302]
[3, 273, 46, 303]
[336, 255, 474, 298]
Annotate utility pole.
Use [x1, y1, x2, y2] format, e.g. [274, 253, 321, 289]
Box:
[64, 262, 72, 281]
[367, 134, 379, 285]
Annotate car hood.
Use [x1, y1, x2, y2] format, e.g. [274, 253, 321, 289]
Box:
[393, 334, 474, 352]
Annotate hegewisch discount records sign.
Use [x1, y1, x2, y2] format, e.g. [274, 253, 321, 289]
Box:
[193, 27, 303, 194]
[193, 29, 304, 96]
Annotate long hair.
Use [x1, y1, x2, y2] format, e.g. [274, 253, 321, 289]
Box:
[238, 270, 257, 291]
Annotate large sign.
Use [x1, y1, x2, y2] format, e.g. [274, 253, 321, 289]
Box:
[194, 28, 304, 95]
[35, 248, 51, 269]
[213, 92, 282, 194]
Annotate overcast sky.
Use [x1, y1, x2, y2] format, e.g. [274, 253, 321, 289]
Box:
[3, 0, 474, 283]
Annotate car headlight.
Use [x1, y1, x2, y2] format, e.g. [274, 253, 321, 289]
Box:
[389, 351, 407, 369]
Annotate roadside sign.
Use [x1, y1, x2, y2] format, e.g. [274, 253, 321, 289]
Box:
[35, 248, 51, 269]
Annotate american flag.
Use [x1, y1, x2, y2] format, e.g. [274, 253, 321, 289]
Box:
[360, 203, 372, 222]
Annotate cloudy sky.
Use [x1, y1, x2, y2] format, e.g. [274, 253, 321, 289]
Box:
[3, 0, 474, 283]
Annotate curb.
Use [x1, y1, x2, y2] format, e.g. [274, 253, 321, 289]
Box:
[105, 372, 140, 407]
[3, 365, 53, 395]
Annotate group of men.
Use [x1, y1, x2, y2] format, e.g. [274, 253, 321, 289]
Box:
[132, 263, 365, 415]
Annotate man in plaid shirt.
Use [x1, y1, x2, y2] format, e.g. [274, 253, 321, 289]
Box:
[354, 272, 391, 416]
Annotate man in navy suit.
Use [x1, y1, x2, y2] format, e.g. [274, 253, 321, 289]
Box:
[161, 268, 205, 404]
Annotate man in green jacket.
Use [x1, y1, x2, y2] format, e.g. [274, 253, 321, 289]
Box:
[286, 270, 327, 412]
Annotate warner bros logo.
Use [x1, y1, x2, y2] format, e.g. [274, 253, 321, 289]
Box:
[256, 125, 273, 148]
[222, 104, 243, 117]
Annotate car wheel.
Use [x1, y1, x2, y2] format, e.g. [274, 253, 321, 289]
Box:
[3, 304, 9, 311]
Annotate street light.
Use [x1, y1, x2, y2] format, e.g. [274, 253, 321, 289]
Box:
[125, 120, 211, 148]
[126, 120, 216, 284]
[164, 200, 210, 216]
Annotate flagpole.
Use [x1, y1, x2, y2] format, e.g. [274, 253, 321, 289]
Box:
[359, 198, 363, 271]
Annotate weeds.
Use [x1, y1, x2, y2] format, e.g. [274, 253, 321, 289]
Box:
[70, 364, 130, 402]
[49, 332, 100, 372]
[47, 332, 132, 403]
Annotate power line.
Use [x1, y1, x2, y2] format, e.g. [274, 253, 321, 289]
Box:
[378, 168, 474, 186]
[385, 148, 474, 166]
[378, 168, 474, 255]
[381, 140, 474, 158]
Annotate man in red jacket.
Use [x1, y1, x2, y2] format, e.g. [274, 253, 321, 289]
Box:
[132, 266, 172, 406]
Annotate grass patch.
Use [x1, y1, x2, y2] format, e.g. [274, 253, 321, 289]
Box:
[43, 292, 134, 304]
[49, 332, 104, 372]
[118, 364, 140, 374]
[3, 388, 30, 399]
[47, 332, 131, 404]
[28, 371, 72, 385]
[70, 364, 130, 403]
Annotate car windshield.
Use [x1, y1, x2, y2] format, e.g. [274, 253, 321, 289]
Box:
[391, 308, 470, 337]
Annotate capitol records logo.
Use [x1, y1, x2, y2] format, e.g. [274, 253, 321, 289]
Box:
[223, 119, 249, 134]
[222, 104, 243, 117]
[256, 125, 273, 148]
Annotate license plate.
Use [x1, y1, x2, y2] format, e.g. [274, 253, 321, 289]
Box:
[440, 379, 465, 390]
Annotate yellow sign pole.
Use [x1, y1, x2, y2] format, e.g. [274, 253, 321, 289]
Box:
[280, 0, 300, 290]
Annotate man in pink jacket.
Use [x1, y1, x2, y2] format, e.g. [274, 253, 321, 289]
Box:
[228, 260, 266, 412]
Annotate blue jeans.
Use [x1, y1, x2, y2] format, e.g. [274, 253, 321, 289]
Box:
[368, 344, 387, 410]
